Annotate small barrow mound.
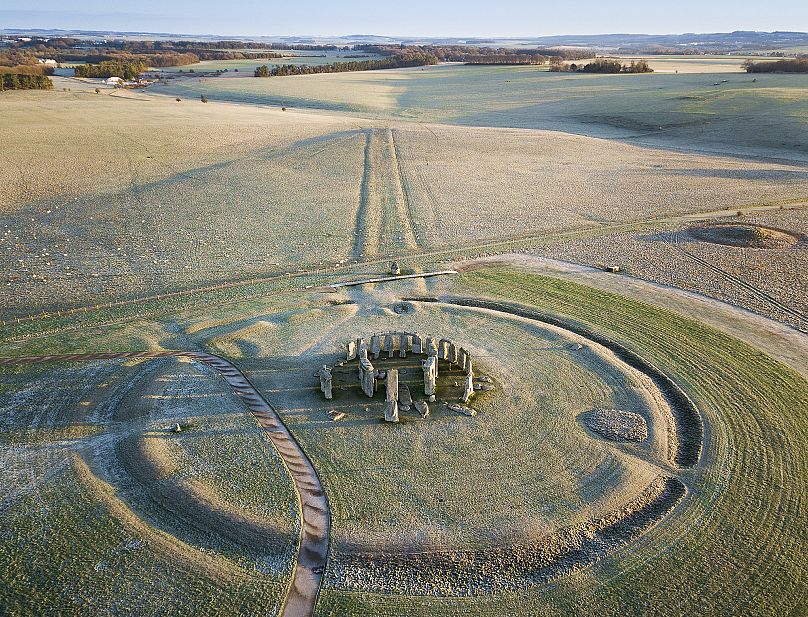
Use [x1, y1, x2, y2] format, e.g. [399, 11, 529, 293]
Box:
[687, 223, 799, 249]
[580, 409, 648, 442]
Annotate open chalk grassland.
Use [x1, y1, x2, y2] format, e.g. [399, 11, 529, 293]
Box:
[0, 115, 367, 317]
[0, 357, 297, 615]
[0, 89, 359, 209]
[152, 70, 402, 113]
[5, 86, 808, 322]
[152, 65, 808, 161]
[392, 124, 808, 246]
[530, 208, 808, 331]
[315, 268, 807, 615]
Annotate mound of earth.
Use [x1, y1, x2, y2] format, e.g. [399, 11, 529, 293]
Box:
[688, 223, 799, 248]
[581, 409, 649, 442]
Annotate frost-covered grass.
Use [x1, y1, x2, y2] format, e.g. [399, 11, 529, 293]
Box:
[0, 358, 297, 615]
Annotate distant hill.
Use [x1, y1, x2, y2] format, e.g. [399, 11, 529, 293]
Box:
[2, 28, 807, 52]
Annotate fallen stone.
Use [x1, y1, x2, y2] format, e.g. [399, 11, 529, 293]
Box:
[414, 400, 430, 418]
[447, 403, 477, 417]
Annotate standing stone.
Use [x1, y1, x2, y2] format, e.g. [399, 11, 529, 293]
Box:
[426, 337, 438, 357]
[370, 335, 381, 359]
[459, 349, 470, 373]
[385, 369, 399, 422]
[399, 333, 408, 358]
[318, 365, 333, 400]
[358, 345, 376, 398]
[390, 261, 401, 275]
[438, 339, 449, 360]
[423, 355, 437, 397]
[384, 334, 395, 358]
[412, 334, 423, 355]
[448, 342, 459, 365]
[346, 340, 357, 361]
[398, 382, 412, 411]
[462, 371, 474, 404]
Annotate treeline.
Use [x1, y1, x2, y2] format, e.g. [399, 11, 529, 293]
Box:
[356, 44, 593, 62]
[0, 64, 54, 76]
[75, 60, 147, 79]
[0, 37, 286, 70]
[464, 54, 544, 65]
[550, 58, 653, 74]
[743, 57, 808, 73]
[255, 53, 438, 77]
[0, 73, 53, 90]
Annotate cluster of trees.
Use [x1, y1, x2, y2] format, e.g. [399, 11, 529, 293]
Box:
[550, 58, 653, 74]
[463, 54, 545, 65]
[743, 58, 808, 73]
[0, 73, 53, 90]
[255, 53, 438, 77]
[0, 37, 287, 71]
[0, 64, 53, 76]
[356, 44, 593, 63]
[75, 60, 147, 79]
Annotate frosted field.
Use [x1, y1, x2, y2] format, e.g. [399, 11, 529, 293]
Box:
[392, 124, 808, 246]
[151, 64, 808, 162]
[3, 81, 808, 319]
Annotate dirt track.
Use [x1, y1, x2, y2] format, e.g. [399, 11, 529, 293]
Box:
[0, 350, 328, 617]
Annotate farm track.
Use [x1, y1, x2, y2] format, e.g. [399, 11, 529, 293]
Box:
[395, 128, 442, 229]
[666, 231, 808, 332]
[351, 130, 376, 260]
[3, 202, 807, 339]
[0, 351, 329, 617]
[390, 129, 426, 249]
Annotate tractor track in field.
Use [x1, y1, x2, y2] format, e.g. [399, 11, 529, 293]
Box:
[390, 128, 426, 249]
[666, 230, 808, 332]
[351, 129, 376, 260]
[0, 351, 328, 617]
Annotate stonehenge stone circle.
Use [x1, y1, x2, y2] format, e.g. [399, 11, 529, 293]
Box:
[321, 331, 483, 421]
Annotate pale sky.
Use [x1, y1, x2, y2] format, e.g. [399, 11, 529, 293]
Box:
[1, 0, 806, 38]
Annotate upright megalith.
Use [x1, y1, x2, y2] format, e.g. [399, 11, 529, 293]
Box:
[462, 371, 474, 404]
[438, 339, 450, 361]
[385, 369, 399, 422]
[423, 355, 437, 397]
[426, 336, 438, 357]
[448, 342, 459, 365]
[398, 382, 412, 411]
[459, 348, 471, 373]
[318, 365, 333, 400]
[412, 333, 423, 355]
[385, 334, 395, 358]
[399, 333, 409, 358]
[358, 344, 376, 398]
[346, 340, 357, 362]
[370, 335, 381, 359]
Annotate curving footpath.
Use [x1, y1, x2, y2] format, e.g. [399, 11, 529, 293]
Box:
[0, 351, 328, 617]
